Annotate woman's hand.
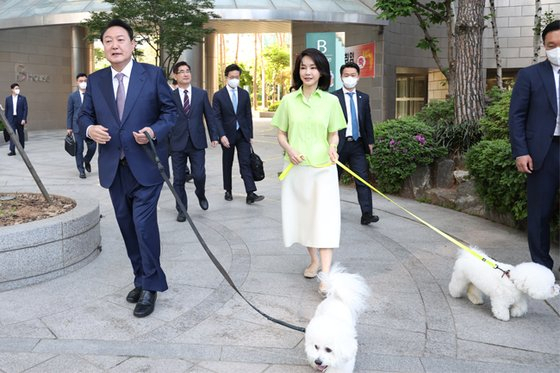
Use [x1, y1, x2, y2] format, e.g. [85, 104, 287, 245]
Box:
[288, 150, 304, 165]
[328, 146, 338, 163]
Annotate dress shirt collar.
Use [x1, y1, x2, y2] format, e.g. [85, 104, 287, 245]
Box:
[342, 87, 357, 95]
[111, 59, 134, 80]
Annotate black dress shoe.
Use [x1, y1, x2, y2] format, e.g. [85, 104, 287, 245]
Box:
[85, 161, 91, 173]
[177, 211, 186, 222]
[185, 173, 194, 182]
[224, 191, 233, 201]
[79, 171, 86, 179]
[199, 197, 209, 210]
[126, 287, 142, 303]
[7, 152, 15, 156]
[246, 192, 264, 204]
[133, 290, 157, 318]
[361, 213, 380, 225]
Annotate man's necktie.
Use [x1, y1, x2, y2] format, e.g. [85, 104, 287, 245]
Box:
[232, 89, 239, 130]
[115, 72, 125, 121]
[183, 89, 191, 115]
[347, 92, 359, 140]
[232, 89, 238, 113]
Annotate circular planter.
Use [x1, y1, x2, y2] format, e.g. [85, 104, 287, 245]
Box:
[0, 195, 101, 292]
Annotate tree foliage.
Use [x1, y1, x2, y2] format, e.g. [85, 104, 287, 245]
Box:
[81, 0, 219, 77]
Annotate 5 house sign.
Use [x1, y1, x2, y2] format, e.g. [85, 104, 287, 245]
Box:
[15, 64, 50, 83]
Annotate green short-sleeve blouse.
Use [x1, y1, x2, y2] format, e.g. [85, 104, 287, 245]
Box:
[271, 88, 346, 166]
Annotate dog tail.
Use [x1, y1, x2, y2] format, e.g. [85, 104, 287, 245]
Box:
[318, 263, 370, 317]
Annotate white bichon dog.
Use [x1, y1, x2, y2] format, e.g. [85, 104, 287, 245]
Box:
[449, 247, 560, 321]
[305, 264, 370, 373]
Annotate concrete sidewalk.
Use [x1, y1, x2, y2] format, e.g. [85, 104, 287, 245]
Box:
[0, 119, 558, 373]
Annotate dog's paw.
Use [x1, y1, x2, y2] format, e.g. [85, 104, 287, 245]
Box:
[466, 284, 484, 305]
[492, 307, 511, 321]
[510, 303, 527, 318]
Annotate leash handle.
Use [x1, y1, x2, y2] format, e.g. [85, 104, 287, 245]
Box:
[142, 131, 305, 333]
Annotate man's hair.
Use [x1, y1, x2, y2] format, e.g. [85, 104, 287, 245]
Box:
[100, 19, 134, 41]
[76, 73, 87, 80]
[173, 61, 191, 74]
[10, 83, 19, 89]
[542, 20, 560, 42]
[340, 61, 360, 75]
[224, 64, 242, 77]
[292, 48, 331, 91]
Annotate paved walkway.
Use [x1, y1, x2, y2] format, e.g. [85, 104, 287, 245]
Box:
[0, 119, 559, 373]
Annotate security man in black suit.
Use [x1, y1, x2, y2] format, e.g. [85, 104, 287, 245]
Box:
[333, 62, 379, 225]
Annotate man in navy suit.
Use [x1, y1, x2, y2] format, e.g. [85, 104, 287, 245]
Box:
[509, 20, 560, 271]
[169, 61, 226, 221]
[4, 83, 28, 156]
[79, 19, 177, 318]
[67, 73, 97, 178]
[212, 64, 264, 204]
[333, 62, 379, 225]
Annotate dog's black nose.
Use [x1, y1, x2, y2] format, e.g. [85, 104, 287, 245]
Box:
[314, 358, 322, 365]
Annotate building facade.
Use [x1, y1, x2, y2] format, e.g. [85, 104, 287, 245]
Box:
[0, 0, 558, 130]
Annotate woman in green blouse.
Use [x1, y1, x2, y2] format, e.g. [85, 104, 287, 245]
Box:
[271, 48, 347, 295]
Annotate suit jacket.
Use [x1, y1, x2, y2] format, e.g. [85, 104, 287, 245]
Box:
[333, 89, 374, 155]
[4, 94, 28, 125]
[509, 59, 558, 170]
[66, 90, 84, 133]
[78, 61, 177, 188]
[212, 86, 252, 142]
[169, 86, 222, 152]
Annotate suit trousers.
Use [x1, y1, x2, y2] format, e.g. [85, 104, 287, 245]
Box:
[8, 115, 25, 153]
[171, 138, 206, 212]
[109, 161, 168, 292]
[526, 137, 559, 269]
[221, 129, 256, 193]
[74, 132, 96, 172]
[337, 139, 373, 215]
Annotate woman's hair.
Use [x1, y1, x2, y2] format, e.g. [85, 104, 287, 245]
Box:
[292, 48, 331, 91]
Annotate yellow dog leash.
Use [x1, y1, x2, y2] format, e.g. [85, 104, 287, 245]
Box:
[279, 159, 509, 275]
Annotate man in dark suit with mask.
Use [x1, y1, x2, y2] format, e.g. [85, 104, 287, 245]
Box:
[5, 83, 28, 156]
[509, 20, 560, 272]
[169, 61, 226, 221]
[333, 62, 378, 225]
[212, 63, 264, 205]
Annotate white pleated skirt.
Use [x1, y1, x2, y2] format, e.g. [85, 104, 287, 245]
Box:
[281, 162, 341, 248]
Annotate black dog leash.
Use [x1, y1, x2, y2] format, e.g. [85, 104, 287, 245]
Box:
[142, 131, 305, 333]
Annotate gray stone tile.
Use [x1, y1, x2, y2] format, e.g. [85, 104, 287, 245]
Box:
[0, 352, 55, 373]
[24, 354, 103, 373]
[107, 357, 193, 372]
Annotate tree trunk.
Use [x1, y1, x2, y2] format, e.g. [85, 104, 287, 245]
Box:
[253, 34, 258, 110]
[532, 0, 542, 64]
[445, 0, 456, 99]
[489, 0, 503, 90]
[454, 0, 485, 125]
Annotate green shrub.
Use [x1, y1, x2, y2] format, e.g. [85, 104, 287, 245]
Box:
[416, 98, 482, 155]
[368, 117, 446, 193]
[465, 139, 527, 221]
[267, 102, 280, 112]
[479, 87, 512, 140]
[416, 98, 454, 128]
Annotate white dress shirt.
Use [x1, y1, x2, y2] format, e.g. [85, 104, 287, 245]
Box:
[11, 95, 18, 115]
[552, 63, 560, 136]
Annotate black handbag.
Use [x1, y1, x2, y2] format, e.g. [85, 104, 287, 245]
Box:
[250, 146, 265, 181]
[64, 133, 76, 156]
[2, 128, 9, 142]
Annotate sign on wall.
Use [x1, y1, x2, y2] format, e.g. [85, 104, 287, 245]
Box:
[15, 64, 50, 83]
[305, 32, 345, 92]
[344, 42, 375, 78]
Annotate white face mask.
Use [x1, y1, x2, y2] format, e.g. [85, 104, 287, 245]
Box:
[78, 82, 87, 90]
[13, 88, 20, 95]
[546, 47, 560, 66]
[342, 76, 358, 89]
[227, 78, 240, 89]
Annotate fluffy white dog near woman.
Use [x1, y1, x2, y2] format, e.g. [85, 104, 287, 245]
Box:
[305, 264, 370, 373]
[449, 247, 560, 321]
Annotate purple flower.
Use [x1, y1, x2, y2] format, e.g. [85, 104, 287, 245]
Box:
[389, 139, 395, 147]
[415, 134, 426, 145]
